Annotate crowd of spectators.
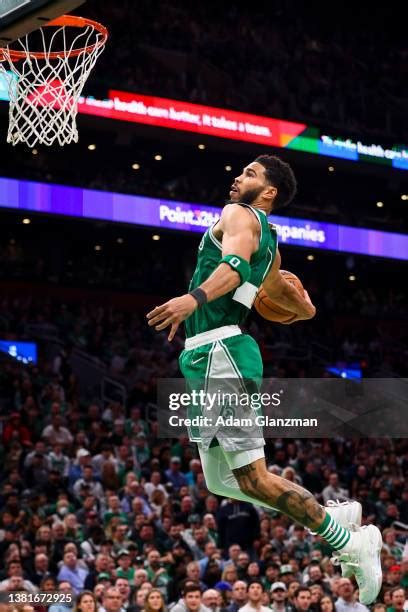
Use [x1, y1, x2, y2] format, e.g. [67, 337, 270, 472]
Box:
[0, 335, 407, 612]
[1, 4, 407, 611]
[78, 1, 407, 141]
[0, 249, 407, 612]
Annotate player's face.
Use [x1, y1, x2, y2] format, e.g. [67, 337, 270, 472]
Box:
[229, 162, 268, 205]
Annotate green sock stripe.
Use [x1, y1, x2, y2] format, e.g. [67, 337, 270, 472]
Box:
[316, 513, 351, 551]
[318, 516, 351, 549]
[316, 512, 332, 536]
[330, 527, 348, 547]
[327, 526, 343, 545]
[326, 525, 351, 550]
[334, 530, 351, 549]
[331, 534, 349, 550]
[319, 516, 335, 538]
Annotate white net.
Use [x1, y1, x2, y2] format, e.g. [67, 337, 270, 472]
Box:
[0, 17, 107, 147]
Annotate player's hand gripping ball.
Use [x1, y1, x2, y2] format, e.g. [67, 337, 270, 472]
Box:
[254, 270, 304, 323]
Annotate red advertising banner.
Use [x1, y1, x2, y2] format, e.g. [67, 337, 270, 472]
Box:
[77, 89, 306, 147]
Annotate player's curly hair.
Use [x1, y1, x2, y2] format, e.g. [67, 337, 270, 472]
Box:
[255, 154, 297, 209]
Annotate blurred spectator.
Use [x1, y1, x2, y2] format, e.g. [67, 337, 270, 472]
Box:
[388, 587, 406, 612]
[84, 554, 111, 591]
[144, 589, 167, 612]
[48, 581, 74, 612]
[382, 530, 404, 562]
[69, 450, 92, 486]
[287, 526, 311, 562]
[270, 582, 290, 612]
[28, 553, 50, 586]
[73, 591, 98, 612]
[318, 595, 335, 612]
[185, 562, 207, 592]
[73, 466, 104, 501]
[101, 587, 125, 612]
[0, 559, 38, 593]
[3, 413, 32, 448]
[304, 566, 331, 594]
[49, 444, 70, 478]
[171, 582, 206, 612]
[57, 552, 89, 595]
[115, 551, 135, 584]
[239, 580, 269, 612]
[271, 527, 289, 556]
[42, 415, 74, 447]
[334, 579, 368, 612]
[287, 582, 301, 610]
[217, 502, 260, 553]
[293, 588, 312, 612]
[227, 581, 247, 612]
[165, 458, 188, 491]
[114, 577, 132, 610]
[201, 589, 223, 612]
[145, 550, 170, 596]
[322, 475, 349, 504]
[144, 471, 169, 502]
[279, 566, 296, 587]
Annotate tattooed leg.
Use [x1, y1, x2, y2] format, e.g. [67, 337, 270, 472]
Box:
[233, 458, 325, 530]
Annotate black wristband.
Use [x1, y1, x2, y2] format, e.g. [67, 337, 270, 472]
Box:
[189, 287, 208, 307]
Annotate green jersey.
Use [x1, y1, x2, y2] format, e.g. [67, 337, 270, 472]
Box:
[185, 204, 278, 338]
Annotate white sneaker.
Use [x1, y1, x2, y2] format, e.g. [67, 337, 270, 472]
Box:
[326, 499, 362, 527]
[331, 524, 383, 605]
[326, 500, 362, 578]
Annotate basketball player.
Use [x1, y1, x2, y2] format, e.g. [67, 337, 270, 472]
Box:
[147, 155, 382, 604]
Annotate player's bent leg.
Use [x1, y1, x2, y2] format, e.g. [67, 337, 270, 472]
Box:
[198, 443, 276, 509]
[232, 456, 326, 529]
[231, 458, 382, 605]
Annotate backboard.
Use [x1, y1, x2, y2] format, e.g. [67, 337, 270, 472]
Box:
[0, 0, 85, 45]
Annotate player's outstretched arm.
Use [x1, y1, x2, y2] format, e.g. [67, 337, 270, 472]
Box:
[146, 204, 258, 340]
[263, 249, 316, 322]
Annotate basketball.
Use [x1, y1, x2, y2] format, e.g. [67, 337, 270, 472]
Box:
[253, 270, 305, 323]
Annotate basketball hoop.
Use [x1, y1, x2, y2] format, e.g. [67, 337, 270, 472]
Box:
[0, 15, 108, 147]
